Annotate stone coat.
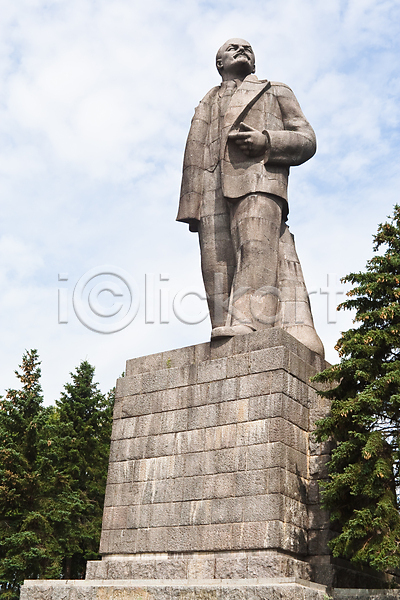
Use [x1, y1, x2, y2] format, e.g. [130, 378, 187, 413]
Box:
[177, 74, 316, 231]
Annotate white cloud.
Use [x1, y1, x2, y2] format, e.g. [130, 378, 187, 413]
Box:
[0, 0, 398, 401]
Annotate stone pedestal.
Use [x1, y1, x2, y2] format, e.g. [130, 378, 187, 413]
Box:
[22, 329, 386, 598]
[93, 329, 329, 581]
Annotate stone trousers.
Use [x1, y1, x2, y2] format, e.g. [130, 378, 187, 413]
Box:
[197, 168, 324, 355]
[198, 188, 285, 330]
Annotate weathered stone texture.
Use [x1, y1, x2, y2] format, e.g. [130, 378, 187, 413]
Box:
[20, 578, 329, 600]
[98, 328, 330, 574]
[86, 550, 311, 581]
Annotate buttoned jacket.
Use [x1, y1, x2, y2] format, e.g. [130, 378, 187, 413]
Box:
[177, 74, 316, 231]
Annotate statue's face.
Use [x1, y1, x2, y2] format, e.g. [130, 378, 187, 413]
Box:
[216, 38, 255, 78]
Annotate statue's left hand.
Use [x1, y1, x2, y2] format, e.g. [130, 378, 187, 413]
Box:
[228, 122, 268, 157]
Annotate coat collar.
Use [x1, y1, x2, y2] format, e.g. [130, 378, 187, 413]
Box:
[222, 75, 271, 131]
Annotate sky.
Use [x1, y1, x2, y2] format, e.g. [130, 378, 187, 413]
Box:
[0, 0, 399, 403]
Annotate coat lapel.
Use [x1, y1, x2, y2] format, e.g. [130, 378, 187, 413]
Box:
[223, 75, 271, 131]
[220, 75, 271, 153]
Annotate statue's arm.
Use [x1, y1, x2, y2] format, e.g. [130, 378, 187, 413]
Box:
[265, 83, 316, 166]
[177, 89, 217, 230]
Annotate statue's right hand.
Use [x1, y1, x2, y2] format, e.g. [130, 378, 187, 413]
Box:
[229, 122, 268, 157]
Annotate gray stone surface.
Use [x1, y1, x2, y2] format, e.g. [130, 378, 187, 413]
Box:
[20, 578, 329, 600]
[176, 38, 324, 355]
[100, 329, 328, 563]
[91, 328, 340, 589]
[86, 550, 312, 581]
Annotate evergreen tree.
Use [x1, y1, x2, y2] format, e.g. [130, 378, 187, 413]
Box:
[52, 361, 113, 579]
[0, 350, 60, 599]
[313, 205, 400, 572]
[0, 353, 114, 596]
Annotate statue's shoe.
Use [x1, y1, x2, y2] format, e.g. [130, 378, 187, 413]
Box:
[211, 325, 254, 339]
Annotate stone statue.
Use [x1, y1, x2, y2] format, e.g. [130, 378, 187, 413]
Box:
[177, 38, 324, 356]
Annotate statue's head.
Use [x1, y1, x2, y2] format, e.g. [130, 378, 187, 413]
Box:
[216, 38, 255, 80]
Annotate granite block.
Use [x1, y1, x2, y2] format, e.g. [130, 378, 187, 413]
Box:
[214, 552, 248, 579]
[104, 482, 140, 507]
[186, 556, 215, 579]
[265, 468, 307, 503]
[148, 503, 181, 528]
[180, 500, 212, 526]
[132, 455, 181, 482]
[162, 345, 196, 370]
[211, 496, 244, 524]
[115, 377, 125, 399]
[142, 478, 183, 504]
[204, 423, 237, 451]
[197, 357, 228, 383]
[249, 346, 288, 374]
[226, 352, 251, 378]
[182, 476, 205, 501]
[175, 428, 206, 454]
[214, 446, 247, 473]
[102, 505, 129, 530]
[308, 527, 334, 556]
[187, 403, 219, 430]
[168, 364, 198, 389]
[126, 352, 163, 375]
[99, 527, 137, 554]
[216, 397, 249, 425]
[121, 390, 164, 418]
[243, 494, 307, 529]
[119, 373, 143, 396]
[209, 336, 235, 359]
[246, 442, 307, 475]
[238, 372, 271, 398]
[209, 377, 239, 403]
[106, 460, 134, 484]
[160, 408, 189, 434]
[142, 369, 170, 394]
[112, 397, 123, 420]
[203, 472, 236, 499]
[234, 470, 267, 497]
[248, 393, 309, 430]
[155, 559, 187, 579]
[20, 579, 330, 600]
[127, 504, 152, 529]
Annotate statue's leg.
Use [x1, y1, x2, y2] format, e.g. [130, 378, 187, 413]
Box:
[198, 171, 235, 329]
[276, 224, 325, 356]
[227, 193, 282, 329]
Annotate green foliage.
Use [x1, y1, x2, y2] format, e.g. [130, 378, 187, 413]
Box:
[0, 350, 57, 599]
[313, 205, 400, 572]
[52, 361, 113, 578]
[0, 352, 113, 597]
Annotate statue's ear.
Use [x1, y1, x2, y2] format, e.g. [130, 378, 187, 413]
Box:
[252, 63, 256, 74]
[216, 59, 223, 71]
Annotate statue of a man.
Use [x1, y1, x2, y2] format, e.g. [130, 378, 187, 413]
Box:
[177, 38, 324, 356]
